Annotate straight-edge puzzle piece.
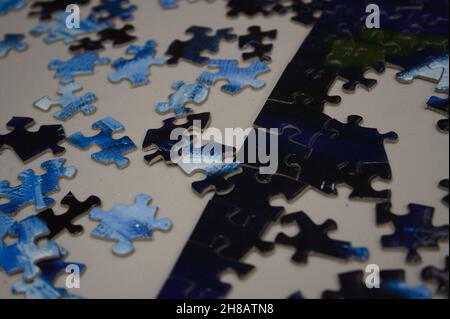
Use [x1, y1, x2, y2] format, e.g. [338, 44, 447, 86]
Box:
[0, 117, 66, 163]
[197, 59, 270, 94]
[29, 0, 90, 20]
[155, 81, 210, 117]
[323, 270, 432, 299]
[275, 211, 369, 263]
[49, 52, 111, 84]
[0, 34, 28, 58]
[34, 83, 97, 121]
[376, 202, 449, 263]
[426, 96, 449, 133]
[90, 194, 172, 256]
[0, 158, 76, 215]
[92, 0, 137, 22]
[166, 26, 237, 65]
[0, 215, 60, 281]
[422, 256, 449, 296]
[37, 192, 101, 239]
[108, 40, 164, 87]
[0, 0, 25, 16]
[238, 26, 277, 62]
[68, 116, 137, 168]
[439, 179, 449, 205]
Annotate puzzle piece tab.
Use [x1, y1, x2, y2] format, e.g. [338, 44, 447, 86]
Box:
[239, 26, 277, 62]
[422, 256, 449, 296]
[0, 34, 28, 58]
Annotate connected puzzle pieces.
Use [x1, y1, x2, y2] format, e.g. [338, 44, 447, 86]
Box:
[89, 194, 172, 256]
[0, 117, 66, 163]
[109, 40, 164, 87]
[422, 256, 449, 296]
[166, 26, 237, 65]
[275, 211, 369, 263]
[0, 0, 25, 16]
[0, 159, 76, 215]
[197, 59, 270, 94]
[155, 80, 210, 117]
[376, 202, 449, 263]
[68, 116, 137, 168]
[34, 83, 97, 121]
[0, 34, 27, 58]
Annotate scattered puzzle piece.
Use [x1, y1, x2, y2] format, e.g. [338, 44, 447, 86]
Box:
[226, 0, 279, 17]
[29, 0, 90, 20]
[92, 0, 137, 22]
[239, 26, 277, 62]
[0, 117, 66, 163]
[426, 96, 449, 132]
[422, 256, 449, 296]
[197, 59, 270, 94]
[90, 194, 172, 256]
[439, 179, 449, 205]
[34, 83, 97, 121]
[376, 202, 449, 263]
[68, 117, 137, 168]
[166, 26, 237, 65]
[155, 81, 210, 117]
[49, 52, 111, 84]
[109, 40, 164, 87]
[0, 34, 28, 58]
[37, 192, 101, 239]
[0, 0, 26, 16]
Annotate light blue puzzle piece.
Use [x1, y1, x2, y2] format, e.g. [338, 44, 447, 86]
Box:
[49, 52, 111, 84]
[0, 0, 25, 15]
[197, 59, 270, 94]
[109, 40, 165, 87]
[0, 34, 28, 58]
[34, 83, 97, 121]
[90, 194, 172, 256]
[0, 216, 60, 281]
[0, 159, 76, 215]
[156, 81, 210, 117]
[68, 116, 137, 168]
[30, 12, 113, 44]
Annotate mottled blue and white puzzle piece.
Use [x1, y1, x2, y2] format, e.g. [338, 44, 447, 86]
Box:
[49, 52, 111, 84]
[0, 159, 76, 215]
[0, 0, 25, 15]
[156, 81, 210, 117]
[109, 40, 165, 87]
[0, 34, 28, 58]
[34, 83, 97, 121]
[89, 194, 172, 256]
[429, 54, 449, 93]
[68, 116, 137, 168]
[0, 216, 60, 281]
[197, 59, 270, 94]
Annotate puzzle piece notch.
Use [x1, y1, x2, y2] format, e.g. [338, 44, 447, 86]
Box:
[0, 0, 26, 16]
[90, 194, 172, 256]
[0, 158, 76, 215]
[109, 40, 165, 87]
[92, 0, 137, 22]
[276, 211, 369, 263]
[376, 202, 449, 263]
[37, 192, 101, 239]
[0, 117, 66, 163]
[197, 59, 270, 94]
[29, 0, 90, 20]
[422, 256, 449, 296]
[34, 83, 97, 121]
[426, 96, 449, 133]
[68, 116, 137, 168]
[0, 34, 28, 58]
[239, 26, 277, 62]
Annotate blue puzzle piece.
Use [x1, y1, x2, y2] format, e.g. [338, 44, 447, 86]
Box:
[427, 95, 449, 132]
[0, 0, 25, 15]
[90, 194, 172, 256]
[68, 116, 137, 168]
[12, 256, 85, 299]
[0, 216, 60, 281]
[109, 40, 164, 87]
[197, 59, 270, 94]
[34, 83, 97, 121]
[0, 159, 76, 215]
[160, 0, 179, 8]
[92, 0, 137, 22]
[30, 12, 113, 44]
[0, 34, 28, 58]
[156, 81, 210, 117]
[49, 52, 111, 84]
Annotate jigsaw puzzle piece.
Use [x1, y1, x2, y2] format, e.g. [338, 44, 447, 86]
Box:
[439, 179, 449, 205]
[0, 117, 66, 163]
[426, 96, 449, 132]
[422, 256, 449, 296]
[238, 26, 277, 62]
[0, 0, 26, 15]
[29, 0, 90, 20]
[226, 0, 279, 17]
[37, 192, 101, 239]
[197, 59, 270, 94]
[92, 0, 137, 22]
[89, 194, 172, 256]
[155, 81, 210, 117]
[34, 83, 97, 121]
[0, 34, 28, 58]
[376, 202, 449, 263]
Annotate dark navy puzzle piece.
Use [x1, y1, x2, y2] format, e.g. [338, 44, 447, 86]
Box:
[439, 179, 449, 205]
[92, 0, 137, 22]
[69, 25, 137, 52]
[166, 26, 237, 65]
[376, 202, 449, 263]
[0, 34, 28, 58]
[276, 211, 369, 263]
[238, 26, 277, 62]
[37, 192, 101, 240]
[426, 96, 449, 133]
[0, 117, 66, 163]
[29, 0, 90, 20]
[422, 256, 449, 295]
[226, 0, 280, 17]
[323, 270, 432, 299]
